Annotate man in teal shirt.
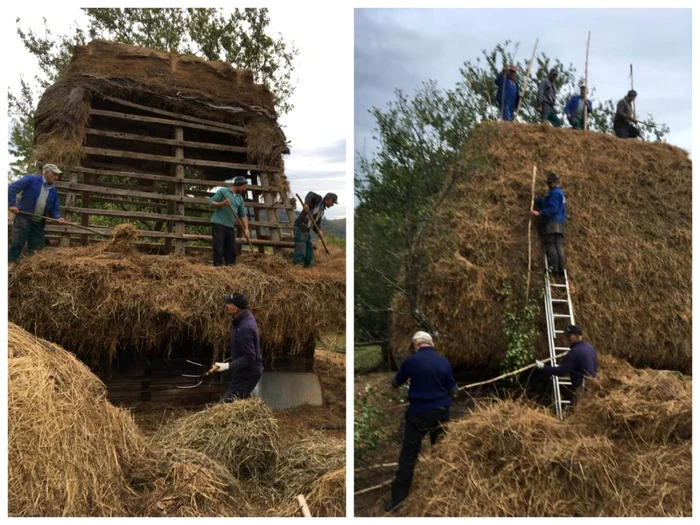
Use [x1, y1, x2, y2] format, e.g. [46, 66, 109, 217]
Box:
[209, 176, 250, 266]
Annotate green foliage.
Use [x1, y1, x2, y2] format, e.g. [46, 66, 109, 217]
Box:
[9, 8, 298, 178]
[354, 383, 405, 464]
[500, 282, 541, 377]
[354, 345, 383, 372]
[321, 234, 345, 249]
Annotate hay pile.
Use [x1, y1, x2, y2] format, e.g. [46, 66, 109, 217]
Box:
[401, 355, 691, 517]
[33, 39, 288, 168]
[391, 123, 691, 373]
[8, 238, 345, 365]
[155, 399, 280, 481]
[8, 323, 248, 517]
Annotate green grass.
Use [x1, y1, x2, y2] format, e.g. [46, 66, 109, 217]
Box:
[354, 345, 383, 372]
[318, 332, 346, 354]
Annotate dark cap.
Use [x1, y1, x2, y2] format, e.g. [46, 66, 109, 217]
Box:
[564, 325, 582, 336]
[231, 176, 248, 187]
[225, 293, 249, 309]
[546, 172, 559, 184]
[549, 68, 559, 76]
[627, 90, 638, 98]
[324, 192, 338, 204]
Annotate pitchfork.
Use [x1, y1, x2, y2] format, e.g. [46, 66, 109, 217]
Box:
[177, 357, 231, 389]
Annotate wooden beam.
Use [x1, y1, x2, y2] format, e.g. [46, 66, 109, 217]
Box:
[100, 95, 247, 133]
[90, 108, 245, 136]
[85, 128, 248, 153]
[82, 146, 282, 172]
[173, 127, 186, 255]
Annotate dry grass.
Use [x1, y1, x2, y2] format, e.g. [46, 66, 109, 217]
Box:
[391, 122, 691, 373]
[8, 237, 345, 366]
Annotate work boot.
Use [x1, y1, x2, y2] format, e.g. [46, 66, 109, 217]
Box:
[384, 498, 403, 513]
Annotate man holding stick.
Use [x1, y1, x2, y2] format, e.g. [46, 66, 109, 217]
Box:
[209, 175, 250, 267]
[8, 163, 66, 262]
[494, 64, 521, 122]
[614, 90, 641, 139]
[293, 191, 337, 268]
[565, 85, 593, 130]
[536, 68, 563, 127]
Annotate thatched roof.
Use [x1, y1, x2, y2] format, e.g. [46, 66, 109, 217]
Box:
[391, 123, 692, 374]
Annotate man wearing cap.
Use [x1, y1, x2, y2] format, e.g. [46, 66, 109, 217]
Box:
[293, 191, 337, 268]
[8, 163, 66, 262]
[536, 69, 562, 127]
[208, 293, 264, 401]
[614, 90, 641, 139]
[209, 176, 250, 267]
[384, 331, 458, 512]
[565, 86, 594, 130]
[531, 172, 567, 276]
[537, 325, 598, 403]
[494, 65, 521, 121]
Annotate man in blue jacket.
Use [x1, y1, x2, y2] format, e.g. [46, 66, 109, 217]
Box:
[384, 331, 458, 512]
[565, 85, 593, 130]
[209, 293, 263, 401]
[531, 172, 567, 275]
[537, 325, 598, 402]
[495, 65, 521, 121]
[8, 163, 66, 262]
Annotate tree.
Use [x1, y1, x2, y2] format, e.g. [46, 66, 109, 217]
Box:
[355, 40, 671, 347]
[9, 8, 298, 178]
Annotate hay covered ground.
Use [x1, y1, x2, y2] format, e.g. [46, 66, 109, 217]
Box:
[392, 122, 691, 374]
[8, 230, 345, 366]
[9, 323, 346, 517]
[354, 355, 691, 517]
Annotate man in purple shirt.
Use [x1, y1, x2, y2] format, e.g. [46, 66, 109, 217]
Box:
[208, 293, 264, 401]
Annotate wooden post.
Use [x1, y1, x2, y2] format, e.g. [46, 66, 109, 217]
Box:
[514, 39, 539, 120]
[583, 31, 591, 131]
[297, 494, 312, 517]
[630, 64, 636, 120]
[260, 172, 282, 254]
[173, 127, 185, 255]
[525, 165, 537, 304]
[60, 171, 79, 247]
[80, 173, 91, 246]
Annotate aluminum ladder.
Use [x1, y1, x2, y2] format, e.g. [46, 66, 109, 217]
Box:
[543, 253, 576, 420]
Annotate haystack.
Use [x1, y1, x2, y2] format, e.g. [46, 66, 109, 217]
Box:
[8, 237, 345, 366]
[155, 398, 280, 481]
[391, 123, 691, 373]
[8, 323, 248, 517]
[400, 356, 691, 517]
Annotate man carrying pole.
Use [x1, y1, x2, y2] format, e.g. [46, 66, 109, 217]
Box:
[209, 175, 250, 266]
[536, 68, 563, 127]
[614, 90, 641, 139]
[494, 64, 521, 122]
[565, 85, 593, 130]
[293, 191, 337, 268]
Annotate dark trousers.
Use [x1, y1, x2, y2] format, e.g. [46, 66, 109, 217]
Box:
[391, 406, 450, 503]
[614, 122, 640, 139]
[9, 216, 46, 262]
[541, 104, 562, 127]
[222, 372, 262, 402]
[212, 223, 237, 266]
[569, 115, 584, 130]
[293, 225, 314, 267]
[545, 233, 566, 273]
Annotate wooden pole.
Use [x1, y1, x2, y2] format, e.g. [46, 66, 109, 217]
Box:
[630, 64, 636, 120]
[514, 39, 539, 120]
[297, 495, 312, 517]
[354, 479, 392, 496]
[225, 199, 255, 252]
[18, 211, 111, 237]
[295, 193, 331, 256]
[458, 352, 567, 391]
[583, 31, 591, 131]
[525, 165, 537, 303]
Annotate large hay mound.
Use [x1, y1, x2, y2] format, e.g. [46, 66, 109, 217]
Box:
[33, 39, 288, 167]
[401, 356, 691, 517]
[8, 323, 248, 517]
[391, 123, 691, 373]
[155, 398, 280, 481]
[8, 241, 345, 365]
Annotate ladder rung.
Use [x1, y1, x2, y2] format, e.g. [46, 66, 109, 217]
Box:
[558, 381, 572, 386]
[553, 314, 571, 318]
[550, 284, 567, 288]
[561, 400, 572, 404]
[551, 299, 568, 303]
[555, 330, 565, 334]
[554, 346, 569, 351]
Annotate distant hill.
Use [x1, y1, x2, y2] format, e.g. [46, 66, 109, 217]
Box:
[319, 218, 346, 239]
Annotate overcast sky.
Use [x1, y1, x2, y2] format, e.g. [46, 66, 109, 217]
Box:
[355, 8, 692, 162]
[6, 7, 348, 219]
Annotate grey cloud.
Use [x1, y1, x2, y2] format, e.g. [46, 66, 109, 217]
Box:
[290, 138, 346, 164]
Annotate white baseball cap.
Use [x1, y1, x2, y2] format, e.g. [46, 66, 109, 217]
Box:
[43, 163, 62, 174]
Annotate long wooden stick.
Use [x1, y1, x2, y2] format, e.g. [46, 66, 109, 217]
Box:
[17, 210, 111, 237]
[458, 352, 566, 391]
[355, 462, 399, 472]
[525, 165, 537, 303]
[514, 39, 539, 120]
[295, 193, 331, 256]
[297, 495, 312, 517]
[225, 198, 254, 252]
[583, 31, 591, 131]
[354, 479, 392, 496]
[630, 64, 636, 120]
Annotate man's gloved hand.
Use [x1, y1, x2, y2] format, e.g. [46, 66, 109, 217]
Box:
[536, 360, 545, 369]
[209, 362, 230, 374]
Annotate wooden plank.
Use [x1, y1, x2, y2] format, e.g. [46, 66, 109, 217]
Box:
[90, 108, 245, 136]
[60, 172, 79, 248]
[83, 145, 281, 172]
[100, 95, 247, 132]
[173, 127, 186, 255]
[86, 128, 248, 153]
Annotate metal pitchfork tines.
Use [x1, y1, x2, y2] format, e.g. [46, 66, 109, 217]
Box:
[177, 360, 211, 389]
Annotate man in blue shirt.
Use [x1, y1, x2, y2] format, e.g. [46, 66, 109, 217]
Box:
[565, 85, 594, 130]
[531, 172, 567, 275]
[209, 176, 250, 266]
[385, 331, 458, 512]
[8, 163, 65, 262]
[495, 65, 521, 121]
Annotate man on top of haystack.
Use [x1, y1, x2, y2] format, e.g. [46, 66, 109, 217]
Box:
[293, 191, 337, 268]
[209, 176, 250, 267]
[494, 64, 521, 122]
[614, 90, 641, 139]
[8, 163, 66, 263]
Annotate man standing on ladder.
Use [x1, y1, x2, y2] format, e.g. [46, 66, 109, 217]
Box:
[293, 191, 337, 268]
[209, 176, 250, 267]
[531, 172, 567, 276]
[494, 64, 521, 121]
[536, 325, 598, 405]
